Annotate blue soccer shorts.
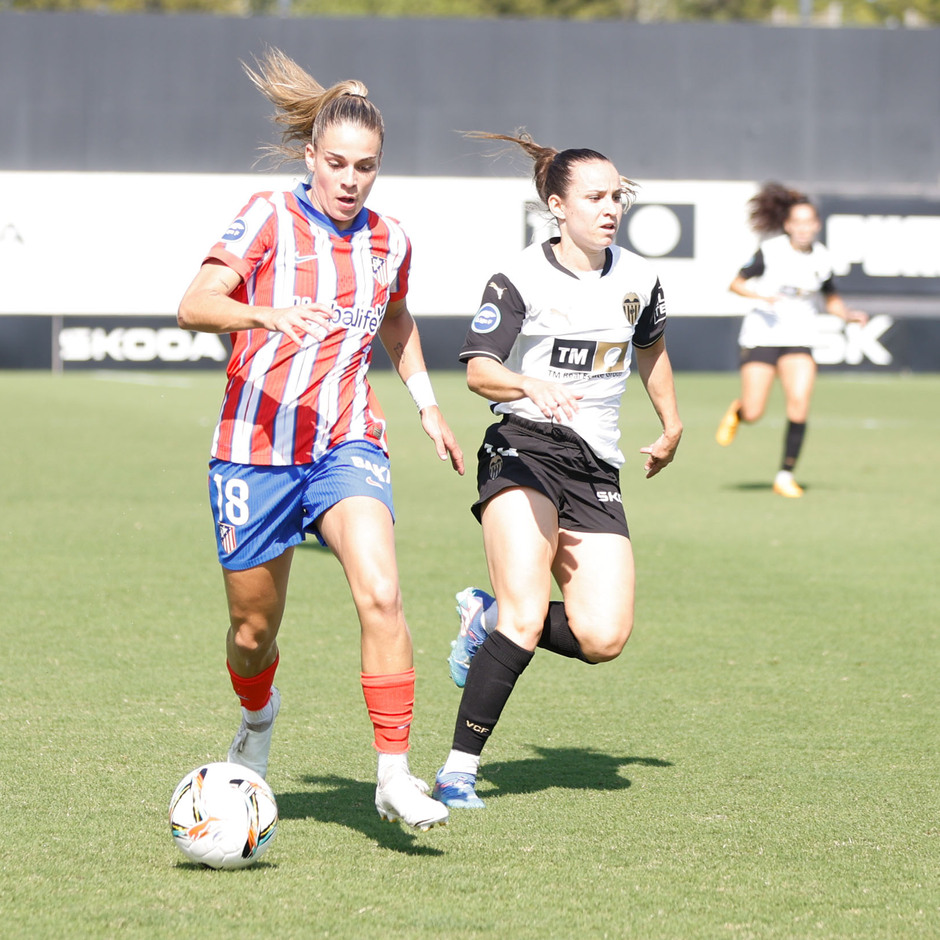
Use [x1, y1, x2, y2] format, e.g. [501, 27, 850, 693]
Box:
[208, 440, 395, 571]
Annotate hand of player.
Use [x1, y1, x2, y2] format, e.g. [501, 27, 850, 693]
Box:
[523, 377, 583, 421]
[640, 429, 681, 479]
[266, 303, 334, 347]
[420, 406, 465, 475]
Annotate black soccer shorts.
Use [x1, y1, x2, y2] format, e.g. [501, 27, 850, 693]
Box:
[471, 414, 629, 538]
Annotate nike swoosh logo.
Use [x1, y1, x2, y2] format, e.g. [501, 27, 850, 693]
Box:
[294, 253, 317, 264]
[365, 477, 384, 488]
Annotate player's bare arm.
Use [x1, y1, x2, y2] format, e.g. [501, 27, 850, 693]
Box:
[825, 293, 869, 325]
[729, 273, 780, 306]
[634, 338, 682, 478]
[379, 298, 465, 475]
[466, 355, 582, 422]
[178, 258, 332, 346]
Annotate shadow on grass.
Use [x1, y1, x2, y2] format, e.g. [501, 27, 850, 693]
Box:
[725, 481, 814, 494]
[172, 859, 278, 873]
[276, 775, 445, 856]
[274, 750, 670, 846]
[478, 747, 673, 800]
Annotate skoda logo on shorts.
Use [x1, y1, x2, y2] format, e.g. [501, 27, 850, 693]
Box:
[472, 304, 501, 334]
[489, 454, 503, 479]
[223, 219, 247, 241]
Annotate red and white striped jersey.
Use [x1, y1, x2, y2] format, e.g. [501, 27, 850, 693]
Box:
[205, 183, 411, 466]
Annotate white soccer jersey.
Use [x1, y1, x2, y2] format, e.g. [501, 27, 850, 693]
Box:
[737, 233, 837, 348]
[460, 239, 666, 468]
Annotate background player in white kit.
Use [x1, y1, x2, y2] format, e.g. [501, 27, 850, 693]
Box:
[715, 182, 868, 497]
[178, 50, 463, 831]
[431, 131, 683, 809]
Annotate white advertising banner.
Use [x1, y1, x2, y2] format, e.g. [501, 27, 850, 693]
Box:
[0, 171, 758, 318]
[5, 174, 937, 321]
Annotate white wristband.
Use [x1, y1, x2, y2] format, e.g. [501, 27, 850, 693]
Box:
[405, 371, 437, 412]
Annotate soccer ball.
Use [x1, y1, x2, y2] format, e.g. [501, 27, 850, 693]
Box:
[169, 762, 278, 869]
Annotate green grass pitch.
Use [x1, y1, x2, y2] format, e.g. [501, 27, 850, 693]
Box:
[1, 368, 937, 939]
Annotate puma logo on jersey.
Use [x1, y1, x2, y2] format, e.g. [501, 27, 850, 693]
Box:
[488, 281, 506, 300]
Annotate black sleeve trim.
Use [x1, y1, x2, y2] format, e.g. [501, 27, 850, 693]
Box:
[458, 273, 526, 364]
[458, 349, 503, 363]
[739, 248, 765, 280]
[632, 277, 667, 349]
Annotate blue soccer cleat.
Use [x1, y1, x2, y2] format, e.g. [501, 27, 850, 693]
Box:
[432, 768, 485, 809]
[448, 587, 498, 688]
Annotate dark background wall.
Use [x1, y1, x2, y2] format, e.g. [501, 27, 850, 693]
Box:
[2, 11, 938, 191]
[2, 12, 938, 371]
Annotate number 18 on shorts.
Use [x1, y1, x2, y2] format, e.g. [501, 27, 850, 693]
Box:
[208, 442, 396, 571]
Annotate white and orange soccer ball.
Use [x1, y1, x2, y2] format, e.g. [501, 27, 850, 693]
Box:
[169, 762, 278, 869]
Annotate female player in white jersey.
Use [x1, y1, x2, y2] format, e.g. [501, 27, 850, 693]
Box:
[430, 130, 683, 809]
[715, 182, 868, 497]
[177, 50, 463, 831]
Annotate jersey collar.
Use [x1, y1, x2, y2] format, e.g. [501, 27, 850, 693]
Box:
[541, 238, 613, 278]
[293, 181, 369, 236]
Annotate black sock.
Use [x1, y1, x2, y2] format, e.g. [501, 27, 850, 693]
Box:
[451, 631, 533, 756]
[537, 601, 593, 663]
[782, 420, 807, 471]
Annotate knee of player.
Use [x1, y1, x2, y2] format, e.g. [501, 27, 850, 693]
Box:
[499, 607, 549, 650]
[358, 573, 403, 619]
[579, 627, 633, 664]
[229, 619, 278, 655]
[740, 404, 764, 423]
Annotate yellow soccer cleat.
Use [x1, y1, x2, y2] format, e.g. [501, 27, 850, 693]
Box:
[715, 400, 742, 446]
[773, 471, 804, 498]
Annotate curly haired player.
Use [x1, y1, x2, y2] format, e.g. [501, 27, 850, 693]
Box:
[716, 182, 868, 497]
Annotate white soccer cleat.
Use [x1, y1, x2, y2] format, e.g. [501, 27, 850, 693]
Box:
[375, 769, 449, 831]
[228, 686, 280, 780]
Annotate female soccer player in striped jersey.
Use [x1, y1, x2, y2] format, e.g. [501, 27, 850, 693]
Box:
[715, 182, 868, 497]
[431, 131, 682, 809]
[178, 49, 463, 831]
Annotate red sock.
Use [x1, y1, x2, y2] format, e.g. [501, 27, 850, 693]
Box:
[227, 655, 279, 712]
[360, 668, 415, 754]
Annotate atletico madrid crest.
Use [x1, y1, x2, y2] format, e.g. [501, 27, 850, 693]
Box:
[371, 255, 389, 286]
[219, 523, 237, 554]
